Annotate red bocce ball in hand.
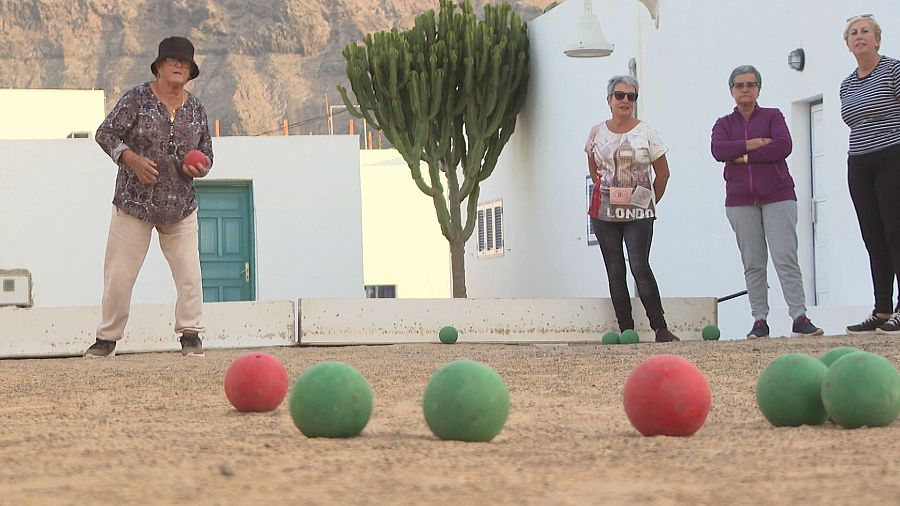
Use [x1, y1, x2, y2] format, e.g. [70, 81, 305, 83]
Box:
[184, 149, 208, 168]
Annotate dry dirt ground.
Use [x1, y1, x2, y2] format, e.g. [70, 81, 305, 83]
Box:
[0, 335, 898, 505]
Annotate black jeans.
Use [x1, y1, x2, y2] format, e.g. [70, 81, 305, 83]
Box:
[848, 143, 900, 314]
[591, 217, 667, 331]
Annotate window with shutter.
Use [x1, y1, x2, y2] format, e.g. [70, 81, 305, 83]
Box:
[586, 175, 598, 246]
[476, 199, 504, 258]
[365, 285, 397, 298]
[494, 206, 503, 249]
[486, 209, 494, 251]
[477, 209, 485, 252]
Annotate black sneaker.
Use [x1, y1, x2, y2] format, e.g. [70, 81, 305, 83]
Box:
[654, 327, 680, 342]
[877, 313, 900, 335]
[846, 313, 887, 335]
[84, 338, 116, 358]
[747, 320, 769, 339]
[179, 332, 204, 357]
[791, 315, 824, 337]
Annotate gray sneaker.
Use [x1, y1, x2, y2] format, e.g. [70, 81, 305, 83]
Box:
[846, 313, 887, 335]
[179, 332, 204, 357]
[84, 339, 116, 358]
[877, 313, 900, 335]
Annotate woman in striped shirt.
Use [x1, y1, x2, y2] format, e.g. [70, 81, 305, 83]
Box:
[840, 14, 900, 335]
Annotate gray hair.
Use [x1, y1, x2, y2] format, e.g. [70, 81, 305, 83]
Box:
[728, 65, 762, 89]
[844, 15, 882, 45]
[607, 75, 639, 96]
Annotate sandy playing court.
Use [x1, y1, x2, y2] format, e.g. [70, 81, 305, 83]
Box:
[0, 335, 897, 505]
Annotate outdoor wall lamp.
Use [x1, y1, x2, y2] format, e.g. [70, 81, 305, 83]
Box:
[788, 48, 805, 71]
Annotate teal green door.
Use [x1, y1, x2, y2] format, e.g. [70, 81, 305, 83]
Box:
[196, 182, 255, 302]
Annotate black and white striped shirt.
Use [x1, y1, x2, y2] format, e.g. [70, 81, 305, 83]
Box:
[840, 56, 900, 156]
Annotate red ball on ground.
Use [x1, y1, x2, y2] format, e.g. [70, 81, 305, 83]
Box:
[623, 354, 711, 436]
[184, 149, 208, 168]
[224, 352, 289, 412]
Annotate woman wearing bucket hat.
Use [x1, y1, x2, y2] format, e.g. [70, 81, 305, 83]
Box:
[85, 36, 213, 358]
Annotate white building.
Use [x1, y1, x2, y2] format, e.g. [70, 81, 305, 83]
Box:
[3, 1, 894, 341]
[0, 89, 106, 139]
[0, 88, 448, 304]
[360, 150, 451, 298]
[464, 0, 897, 339]
[0, 135, 365, 306]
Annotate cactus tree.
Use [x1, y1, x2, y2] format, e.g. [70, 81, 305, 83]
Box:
[338, 0, 529, 298]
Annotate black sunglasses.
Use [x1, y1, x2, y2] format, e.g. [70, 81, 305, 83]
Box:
[610, 91, 638, 102]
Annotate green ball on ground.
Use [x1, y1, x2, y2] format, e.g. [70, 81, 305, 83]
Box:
[819, 347, 863, 422]
[423, 360, 510, 442]
[756, 353, 829, 427]
[819, 346, 861, 367]
[821, 351, 900, 429]
[439, 325, 458, 344]
[602, 331, 620, 345]
[620, 329, 639, 344]
[702, 324, 721, 341]
[288, 361, 373, 438]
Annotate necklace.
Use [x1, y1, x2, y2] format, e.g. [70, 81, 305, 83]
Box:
[167, 95, 186, 123]
[152, 81, 185, 123]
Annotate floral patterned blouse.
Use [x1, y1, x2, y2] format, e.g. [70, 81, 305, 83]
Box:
[96, 82, 213, 225]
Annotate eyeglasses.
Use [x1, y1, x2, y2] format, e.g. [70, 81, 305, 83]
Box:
[846, 13, 873, 22]
[731, 82, 759, 90]
[610, 91, 638, 102]
[164, 57, 190, 68]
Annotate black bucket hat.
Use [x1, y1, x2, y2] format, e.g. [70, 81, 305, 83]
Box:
[151, 36, 200, 80]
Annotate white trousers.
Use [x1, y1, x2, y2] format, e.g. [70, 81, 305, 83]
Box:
[96, 206, 204, 341]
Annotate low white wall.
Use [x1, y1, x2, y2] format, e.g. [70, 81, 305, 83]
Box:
[0, 300, 295, 358]
[299, 297, 717, 344]
[0, 296, 856, 358]
[0, 135, 364, 308]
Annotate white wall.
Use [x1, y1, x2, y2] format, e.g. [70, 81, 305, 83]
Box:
[466, 0, 897, 338]
[0, 135, 364, 307]
[359, 149, 451, 298]
[0, 89, 106, 139]
[213, 136, 364, 300]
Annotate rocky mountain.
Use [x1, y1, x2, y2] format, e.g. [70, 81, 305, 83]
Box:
[0, 0, 547, 137]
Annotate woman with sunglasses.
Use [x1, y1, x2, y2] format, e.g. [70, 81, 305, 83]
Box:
[840, 14, 900, 335]
[584, 76, 679, 342]
[84, 37, 213, 358]
[710, 65, 822, 339]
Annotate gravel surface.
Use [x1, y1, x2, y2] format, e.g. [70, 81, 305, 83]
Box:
[0, 335, 897, 505]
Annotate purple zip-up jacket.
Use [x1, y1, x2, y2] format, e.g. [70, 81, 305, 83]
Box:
[710, 105, 796, 207]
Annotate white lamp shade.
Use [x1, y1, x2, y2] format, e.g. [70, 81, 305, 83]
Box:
[565, 13, 615, 58]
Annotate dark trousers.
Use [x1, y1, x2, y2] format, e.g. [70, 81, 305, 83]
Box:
[848, 143, 900, 314]
[591, 217, 667, 331]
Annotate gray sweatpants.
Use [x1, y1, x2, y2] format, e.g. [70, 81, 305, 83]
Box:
[725, 200, 807, 321]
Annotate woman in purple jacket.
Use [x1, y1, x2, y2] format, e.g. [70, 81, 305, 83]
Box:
[711, 65, 823, 339]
